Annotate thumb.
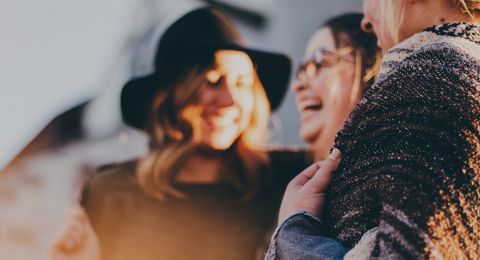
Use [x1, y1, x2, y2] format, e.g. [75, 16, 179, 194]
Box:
[305, 148, 341, 193]
[289, 161, 323, 187]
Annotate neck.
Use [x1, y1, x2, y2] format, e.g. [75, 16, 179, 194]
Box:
[400, 1, 477, 42]
[175, 153, 225, 184]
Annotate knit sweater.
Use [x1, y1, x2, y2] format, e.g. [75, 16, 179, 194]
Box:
[326, 23, 480, 259]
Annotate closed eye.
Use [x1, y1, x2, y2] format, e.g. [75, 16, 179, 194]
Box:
[236, 76, 254, 88]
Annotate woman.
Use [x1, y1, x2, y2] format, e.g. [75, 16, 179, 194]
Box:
[269, 0, 480, 259]
[293, 13, 380, 160]
[50, 7, 308, 260]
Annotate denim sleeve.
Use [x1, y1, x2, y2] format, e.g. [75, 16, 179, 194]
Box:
[265, 211, 348, 260]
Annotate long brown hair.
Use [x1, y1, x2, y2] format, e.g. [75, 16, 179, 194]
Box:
[322, 13, 382, 101]
[136, 62, 270, 201]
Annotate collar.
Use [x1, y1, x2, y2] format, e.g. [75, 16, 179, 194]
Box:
[424, 22, 480, 44]
[379, 22, 480, 76]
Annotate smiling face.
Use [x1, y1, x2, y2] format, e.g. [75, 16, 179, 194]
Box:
[183, 50, 256, 150]
[292, 28, 358, 159]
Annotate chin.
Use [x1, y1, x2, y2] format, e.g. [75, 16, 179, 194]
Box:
[299, 126, 322, 144]
[209, 142, 234, 151]
[203, 133, 239, 151]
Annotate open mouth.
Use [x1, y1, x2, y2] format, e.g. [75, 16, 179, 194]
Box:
[298, 99, 323, 112]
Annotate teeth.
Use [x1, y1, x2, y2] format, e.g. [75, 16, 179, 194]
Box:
[298, 99, 322, 111]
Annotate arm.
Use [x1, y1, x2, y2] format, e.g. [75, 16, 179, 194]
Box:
[266, 212, 348, 260]
[268, 48, 480, 259]
[331, 53, 480, 258]
[265, 150, 349, 260]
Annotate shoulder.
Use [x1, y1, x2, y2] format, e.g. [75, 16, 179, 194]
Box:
[82, 160, 140, 200]
[94, 160, 136, 182]
[369, 34, 479, 107]
[394, 32, 480, 86]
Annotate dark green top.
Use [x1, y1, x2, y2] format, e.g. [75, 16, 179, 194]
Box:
[81, 149, 309, 260]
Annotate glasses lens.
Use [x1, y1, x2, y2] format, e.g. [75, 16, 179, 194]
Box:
[296, 65, 305, 81]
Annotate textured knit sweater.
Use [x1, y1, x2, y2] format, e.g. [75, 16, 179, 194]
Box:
[326, 23, 480, 259]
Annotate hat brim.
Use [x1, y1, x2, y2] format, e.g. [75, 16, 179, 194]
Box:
[121, 45, 291, 129]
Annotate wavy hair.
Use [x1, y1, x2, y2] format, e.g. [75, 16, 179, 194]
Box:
[136, 64, 270, 201]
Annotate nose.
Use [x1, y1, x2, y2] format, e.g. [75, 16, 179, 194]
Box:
[361, 17, 373, 33]
[291, 78, 308, 94]
[217, 81, 235, 108]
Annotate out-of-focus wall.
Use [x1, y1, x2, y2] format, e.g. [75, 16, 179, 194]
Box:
[0, 0, 362, 167]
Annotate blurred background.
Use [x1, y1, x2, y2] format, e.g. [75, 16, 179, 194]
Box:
[0, 0, 362, 259]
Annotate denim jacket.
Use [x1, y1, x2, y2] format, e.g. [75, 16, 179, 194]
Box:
[265, 211, 349, 260]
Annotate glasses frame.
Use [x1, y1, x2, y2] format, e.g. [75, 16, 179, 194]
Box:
[296, 47, 355, 82]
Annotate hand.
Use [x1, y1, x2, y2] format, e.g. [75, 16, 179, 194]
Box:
[278, 148, 342, 224]
[49, 206, 101, 260]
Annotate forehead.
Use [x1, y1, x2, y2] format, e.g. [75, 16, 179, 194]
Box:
[213, 50, 254, 72]
[304, 28, 336, 60]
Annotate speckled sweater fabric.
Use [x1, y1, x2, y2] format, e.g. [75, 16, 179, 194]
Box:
[327, 23, 480, 259]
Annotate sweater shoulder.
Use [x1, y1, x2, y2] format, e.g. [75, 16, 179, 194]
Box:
[407, 36, 480, 73]
[82, 160, 139, 201]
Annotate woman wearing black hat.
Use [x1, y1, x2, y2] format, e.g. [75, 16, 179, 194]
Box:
[49, 7, 308, 260]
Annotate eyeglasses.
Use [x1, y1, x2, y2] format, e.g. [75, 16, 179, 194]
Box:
[296, 47, 354, 82]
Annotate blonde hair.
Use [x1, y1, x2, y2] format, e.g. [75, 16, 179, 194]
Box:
[447, 0, 480, 18]
[136, 64, 270, 201]
[378, 0, 407, 45]
[379, 0, 480, 46]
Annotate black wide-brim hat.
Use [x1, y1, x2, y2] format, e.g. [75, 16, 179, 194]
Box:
[121, 7, 291, 129]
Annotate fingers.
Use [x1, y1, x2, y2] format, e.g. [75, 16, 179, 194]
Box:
[289, 161, 324, 187]
[305, 148, 342, 193]
[49, 207, 89, 257]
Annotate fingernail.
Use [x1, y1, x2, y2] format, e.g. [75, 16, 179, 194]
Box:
[329, 148, 341, 160]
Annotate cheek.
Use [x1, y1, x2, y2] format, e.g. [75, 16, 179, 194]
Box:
[317, 68, 356, 108]
[311, 69, 347, 100]
[309, 70, 334, 95]
[234, 89, 255, 116]
[196, 87, 213, 108]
